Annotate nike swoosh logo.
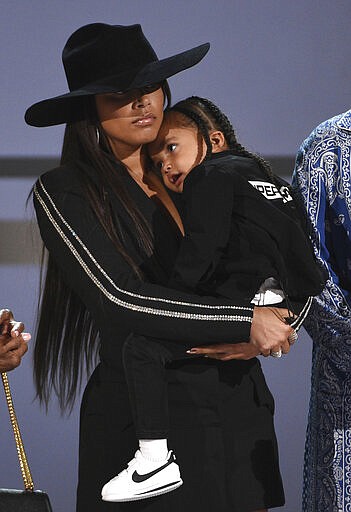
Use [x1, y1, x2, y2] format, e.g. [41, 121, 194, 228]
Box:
[132, 454, 174, 483]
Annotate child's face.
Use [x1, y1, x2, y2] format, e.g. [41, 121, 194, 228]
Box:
[148, 111, 207, 193]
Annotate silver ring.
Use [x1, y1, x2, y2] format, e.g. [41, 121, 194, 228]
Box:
[270, 350, 282, 358]
[288, 330, 298, 344]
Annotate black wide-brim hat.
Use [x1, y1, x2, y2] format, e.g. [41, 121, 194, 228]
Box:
[25, 23, 210, 127]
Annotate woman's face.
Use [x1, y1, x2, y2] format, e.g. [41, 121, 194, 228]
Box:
[148, 111, 206, 193]
[95, 84, 165, 158]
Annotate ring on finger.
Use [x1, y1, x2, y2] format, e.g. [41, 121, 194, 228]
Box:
[270, 349, 282, 358]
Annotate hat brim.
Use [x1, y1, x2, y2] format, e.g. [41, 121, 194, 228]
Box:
[25, 43, 210, 127]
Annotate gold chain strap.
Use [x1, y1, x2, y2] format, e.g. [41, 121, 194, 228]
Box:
[1, 372, 34, 491]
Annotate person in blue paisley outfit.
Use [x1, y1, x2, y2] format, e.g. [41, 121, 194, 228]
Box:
[292, 110, 351, 512]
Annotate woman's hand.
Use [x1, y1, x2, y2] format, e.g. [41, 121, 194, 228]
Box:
[250, 306, 295, 357]
[187, 306, 297, 361]
[187, 342, 260, 361]
[0, 309, 30, 372]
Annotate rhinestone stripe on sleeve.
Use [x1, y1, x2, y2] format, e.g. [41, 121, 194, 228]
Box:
[36, 178, 251, 313]
[34, 182, 252, 323]
[37, 178, 251, 314]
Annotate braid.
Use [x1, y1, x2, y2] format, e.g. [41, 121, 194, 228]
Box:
[170, 96, 285, 191]
[168, 103, 213, 159]
[190, 96, 238, 150]
[231, 141, 279, 186]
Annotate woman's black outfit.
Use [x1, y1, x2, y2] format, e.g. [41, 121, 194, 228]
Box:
[33, 154, 323, 511]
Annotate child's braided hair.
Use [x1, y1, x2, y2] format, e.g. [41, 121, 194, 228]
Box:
[169, 96, 278, 185]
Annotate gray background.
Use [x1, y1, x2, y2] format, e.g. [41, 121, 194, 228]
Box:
[1, 1, 351, 511]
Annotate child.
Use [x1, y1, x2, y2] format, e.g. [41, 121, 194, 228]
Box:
[101, 97, 326, 503]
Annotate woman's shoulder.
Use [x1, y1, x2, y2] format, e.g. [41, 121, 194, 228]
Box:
[36, 162, 85, 194]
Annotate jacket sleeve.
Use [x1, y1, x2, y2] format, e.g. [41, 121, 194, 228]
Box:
[33, 174, 253, 344]
[169, 166, 234, 293]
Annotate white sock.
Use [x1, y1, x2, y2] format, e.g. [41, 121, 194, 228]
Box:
[139, 439, 169, 462]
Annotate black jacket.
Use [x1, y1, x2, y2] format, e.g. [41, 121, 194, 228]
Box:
[170, 152, 326, 328]
[33, 160, 254, 371]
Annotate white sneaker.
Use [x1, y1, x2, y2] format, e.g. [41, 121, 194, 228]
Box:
[101, 450, 183, 502]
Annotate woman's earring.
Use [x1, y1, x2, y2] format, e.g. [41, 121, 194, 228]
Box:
[96, 127, 100, 145]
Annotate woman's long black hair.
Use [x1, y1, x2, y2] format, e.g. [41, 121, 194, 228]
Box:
[34, 83, 171, 412]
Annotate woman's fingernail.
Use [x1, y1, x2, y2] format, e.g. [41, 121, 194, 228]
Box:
[13, 330, 20, 337]
[22, 333, 31, 341]
[187, 349, 197, 354]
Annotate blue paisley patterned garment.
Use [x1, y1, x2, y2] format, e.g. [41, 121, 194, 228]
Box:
[292, 110, 351, 512]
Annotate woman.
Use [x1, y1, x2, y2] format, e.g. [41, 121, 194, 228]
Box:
[25, 23, 294, 511]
